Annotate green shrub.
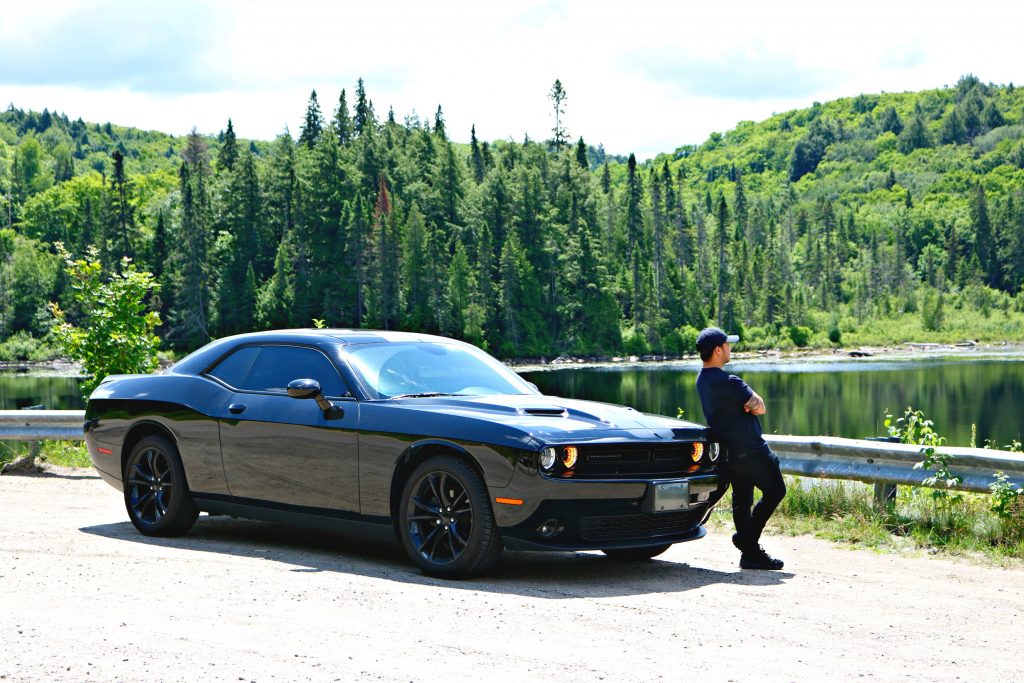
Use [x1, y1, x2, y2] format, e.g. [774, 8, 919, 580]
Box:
[0, 331, 58, 361]
[674, 325, 700, 355]
[621, 325, 651, 355]
[49, 243, 162, 395]
[788, 325, 813, 347]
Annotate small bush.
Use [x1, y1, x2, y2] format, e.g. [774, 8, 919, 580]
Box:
[0, 331, 58, 361]
[621, 325, 651, 355]
[788, 325, 813, 347]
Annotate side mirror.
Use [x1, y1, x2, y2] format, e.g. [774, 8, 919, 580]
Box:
[287, 378, 322, 400]
[287, 378, 344, 420]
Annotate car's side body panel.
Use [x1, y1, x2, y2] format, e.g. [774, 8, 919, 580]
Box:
[215, 395, 360, 511]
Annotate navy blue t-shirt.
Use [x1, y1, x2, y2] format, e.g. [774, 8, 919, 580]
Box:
[696, 367, 768, 456]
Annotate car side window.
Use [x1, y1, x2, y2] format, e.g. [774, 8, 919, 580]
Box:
[208, 345, 349, 397]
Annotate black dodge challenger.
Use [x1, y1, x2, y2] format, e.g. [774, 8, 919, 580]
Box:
[85, 330, 726, 578]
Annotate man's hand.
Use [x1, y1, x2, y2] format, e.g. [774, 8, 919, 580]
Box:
[744, 391, 767, 415]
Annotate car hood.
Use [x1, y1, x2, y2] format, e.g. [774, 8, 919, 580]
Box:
[392, 393, 706, 443]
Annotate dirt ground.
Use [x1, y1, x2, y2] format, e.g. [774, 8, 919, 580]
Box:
[1, 471, 1021, 682]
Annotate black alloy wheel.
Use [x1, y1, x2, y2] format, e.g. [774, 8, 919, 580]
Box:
[399, 455, 501, 578]
[601, 544, 672, 561]
[124, 435, 198, 537]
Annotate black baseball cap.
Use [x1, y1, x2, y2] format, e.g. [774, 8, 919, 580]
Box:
[696, 327, 739, 354]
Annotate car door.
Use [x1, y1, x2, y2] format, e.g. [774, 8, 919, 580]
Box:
[206, 344, 360, 512]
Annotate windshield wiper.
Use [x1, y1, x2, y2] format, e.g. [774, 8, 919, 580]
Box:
[390, 392, 468, 399]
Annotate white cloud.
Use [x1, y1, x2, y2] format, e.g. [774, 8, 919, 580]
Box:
[2, 0, 1023, 159]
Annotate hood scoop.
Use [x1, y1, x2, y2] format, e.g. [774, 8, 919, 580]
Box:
[520, 407, 568, 417]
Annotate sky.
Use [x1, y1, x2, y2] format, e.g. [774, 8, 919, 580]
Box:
[1, 0, 1022, 159]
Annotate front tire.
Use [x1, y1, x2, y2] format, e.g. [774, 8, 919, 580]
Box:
[123, 435, 198, 537]
[601, 544, 672, 561]
[398, 455, 502, 578]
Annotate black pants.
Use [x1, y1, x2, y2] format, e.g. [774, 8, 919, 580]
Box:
[728, 447, 787, 549]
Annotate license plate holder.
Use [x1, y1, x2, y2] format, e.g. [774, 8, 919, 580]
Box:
[644, 481, 690, 513]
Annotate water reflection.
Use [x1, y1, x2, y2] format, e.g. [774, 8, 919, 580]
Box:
[522, 356, 1024, 448]
[0, 374, 85, 411]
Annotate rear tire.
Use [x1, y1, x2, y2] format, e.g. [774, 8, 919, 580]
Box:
[123, 435, 198, 537]
[398, 455, 502, 578]
[601, 544, 672, 561]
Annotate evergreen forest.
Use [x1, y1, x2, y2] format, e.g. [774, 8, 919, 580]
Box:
[2, 74, 1024, 361]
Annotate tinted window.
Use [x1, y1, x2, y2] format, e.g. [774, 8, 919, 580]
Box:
[346, 342, 535, 398]
[209, 345, 348, 396]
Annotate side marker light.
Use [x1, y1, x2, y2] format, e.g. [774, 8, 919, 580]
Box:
[495, 497, 523, 505]
[97, 447, 113, 455]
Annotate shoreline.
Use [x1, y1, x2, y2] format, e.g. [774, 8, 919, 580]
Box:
[3, 341, 1024, 377]
[510, 341, 1024, 372]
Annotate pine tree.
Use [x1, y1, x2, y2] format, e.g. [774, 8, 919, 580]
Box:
[549, 79, 568, 150]
[334, 89, 353, 146]
[624, 153, 644, 324]
[879, 106, 903, 135]
[367, 173, 400, 329]
[433, 105, 446, 141]
[218, 119, 239, 172]
[971, 183, 996, 287]
[256, 235, 295, 329]
[898, 107, 929, 153]
[401, 202, 432, 330]
[108, 150, 135, 262]
[575, 137, 588, 169]
[941, 108, 966, 145]
[469, 125, 485, 184]
[714, 192, 731, 326]
[162, 130, 215, 348]
[299, 90, 324, 149]
[354, 78, 371, 137]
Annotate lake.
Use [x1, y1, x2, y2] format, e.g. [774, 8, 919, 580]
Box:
[2, 352, 1022, 448]
[520, 352, 1024, 448]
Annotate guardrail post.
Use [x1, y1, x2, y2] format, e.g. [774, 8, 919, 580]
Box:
[22, 404, 45, 460]
[873, 483, 897, 507]
[865, 435, 899, 508]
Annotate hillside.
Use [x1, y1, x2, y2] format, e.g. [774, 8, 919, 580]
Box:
[2, 75, 1023, 361]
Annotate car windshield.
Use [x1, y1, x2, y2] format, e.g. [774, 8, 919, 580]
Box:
[345, 342, 537, 399]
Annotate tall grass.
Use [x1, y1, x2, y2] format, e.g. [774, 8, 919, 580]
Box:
[708, 476, 1024, 562]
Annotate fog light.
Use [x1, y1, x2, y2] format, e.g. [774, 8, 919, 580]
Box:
[691, 442, 704, 462]
[538, 519, 562, 538]
[540, 447, 557, 470]
[562, 446, 578, 469]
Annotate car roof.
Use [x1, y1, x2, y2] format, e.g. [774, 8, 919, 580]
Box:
[168, 329, 472, 375]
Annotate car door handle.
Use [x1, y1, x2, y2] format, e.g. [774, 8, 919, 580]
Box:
[228, 403, 247, 414]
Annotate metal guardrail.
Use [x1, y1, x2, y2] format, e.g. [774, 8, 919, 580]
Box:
[765, 434, 1024, 494]
[2, 410, 1023, 494]
[0, 410, 86, 441]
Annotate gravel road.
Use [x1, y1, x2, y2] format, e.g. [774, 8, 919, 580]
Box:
[1, 471, 1021, 682]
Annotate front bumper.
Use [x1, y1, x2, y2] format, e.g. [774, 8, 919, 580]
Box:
[492, 465, 725, 551]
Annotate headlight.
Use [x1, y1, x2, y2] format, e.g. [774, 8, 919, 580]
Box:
[540, 447, 557, 470]
[562, 446, 578, 469]
[691, 442, 704, 463]
[708, 442, 720, 462]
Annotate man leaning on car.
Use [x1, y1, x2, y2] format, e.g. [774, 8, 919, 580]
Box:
[695, 327, 786, 570]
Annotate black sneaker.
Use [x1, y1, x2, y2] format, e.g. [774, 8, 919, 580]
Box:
[740, 545, 784, 570]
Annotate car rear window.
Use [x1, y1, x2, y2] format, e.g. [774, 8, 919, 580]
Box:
[208, 345, 348, 397]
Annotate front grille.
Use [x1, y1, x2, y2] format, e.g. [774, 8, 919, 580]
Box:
[580, 510, 696, 542]
[577, 443, 705, 478]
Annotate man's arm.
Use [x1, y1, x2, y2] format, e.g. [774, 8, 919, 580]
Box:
[744, 390, 767, 415]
